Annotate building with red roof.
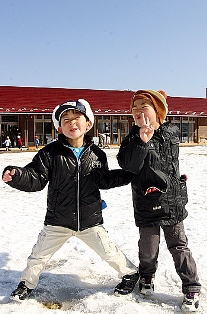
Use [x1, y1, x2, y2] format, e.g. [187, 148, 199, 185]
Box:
[0, 86, 207, 147]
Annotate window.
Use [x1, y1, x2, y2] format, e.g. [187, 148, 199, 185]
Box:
[98, 116, 110, 134]
[112, 117, 118, 144]
[181, 117, 195, 143]
[120, 116, 129, 141]
[36, 115, 43, 119]
[1, 115, 18, 122]
[34, 115, 52, 145]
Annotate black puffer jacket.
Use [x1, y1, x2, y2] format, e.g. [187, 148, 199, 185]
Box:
[117, 122, 188, 227]
[3, 134, 132, 231]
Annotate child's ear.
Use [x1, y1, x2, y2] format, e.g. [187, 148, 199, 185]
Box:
[86, 121, 92, 131]
[58, 126, 62, 133]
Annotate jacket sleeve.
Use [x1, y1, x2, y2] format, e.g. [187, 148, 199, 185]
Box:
[2, 148, 50, 192]
[97, 169, 133, 189]
[117, 125, 150, 174]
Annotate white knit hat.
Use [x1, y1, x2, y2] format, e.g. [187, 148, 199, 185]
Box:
[52, 99, 94, 131]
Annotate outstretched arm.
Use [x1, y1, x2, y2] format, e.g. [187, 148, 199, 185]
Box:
[2, 149, 50, 192]
[98, 169, 133, 189]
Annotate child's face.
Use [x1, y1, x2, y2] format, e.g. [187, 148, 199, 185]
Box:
[58, 110, 92, 141]
[132, 99, 159, 127]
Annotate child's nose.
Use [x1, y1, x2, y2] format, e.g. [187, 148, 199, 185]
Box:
[69, 118, 76, 124]
[134, 109, 142, 114]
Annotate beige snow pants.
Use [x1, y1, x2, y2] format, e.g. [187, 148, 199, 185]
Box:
[21, 224, 137, 289]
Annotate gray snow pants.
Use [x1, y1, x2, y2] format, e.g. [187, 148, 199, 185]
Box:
[138, 221, 201, 293]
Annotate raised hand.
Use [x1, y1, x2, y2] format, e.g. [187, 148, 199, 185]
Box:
[139, 113, 154, 143]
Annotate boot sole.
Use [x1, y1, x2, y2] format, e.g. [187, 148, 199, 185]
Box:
[10, 295, 26, 303]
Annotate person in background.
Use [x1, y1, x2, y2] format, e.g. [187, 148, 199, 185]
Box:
[116, 90, 201, 312]
[39, 135, 43, 145]
[8, 127, 15, 147]
[3, 136, 11, 151]
[34, 135, 39, 150]
[17, 133, 23, 150]
[2, 99, 138, 302]
[98, 133, 105, 148]
[105, 134, 110, 149]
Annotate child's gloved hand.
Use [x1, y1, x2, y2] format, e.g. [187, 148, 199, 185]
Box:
[145, 187, 161, 194]
[180, 174, 187, 181]
[2, 169, 16, 182]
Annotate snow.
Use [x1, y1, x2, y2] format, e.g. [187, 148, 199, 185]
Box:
[0, 146, 207, 314]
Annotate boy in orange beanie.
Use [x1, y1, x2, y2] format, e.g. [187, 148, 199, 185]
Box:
[115, 90, 201, 311]
[131, 89, 168, 124]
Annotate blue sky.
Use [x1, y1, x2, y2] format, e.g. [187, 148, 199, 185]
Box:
[1, 0, 207, 97]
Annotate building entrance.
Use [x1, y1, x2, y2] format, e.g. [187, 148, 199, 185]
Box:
[0, 115, 19, 147]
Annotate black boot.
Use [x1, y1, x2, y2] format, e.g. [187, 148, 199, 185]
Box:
[114, 272, 139, 295]
[139, 277, 154, 295]
[181, 292, 200, 312]
[10, 281, 33, 301]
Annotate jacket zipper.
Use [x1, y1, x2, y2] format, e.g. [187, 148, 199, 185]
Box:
[72, 144, 91, 231]
[77, 158, 81, 231]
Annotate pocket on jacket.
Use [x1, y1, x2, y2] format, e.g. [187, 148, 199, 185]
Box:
[136, 192, 169, 217]
[144, 191, 167, 210]
[144, 190, 163, 201]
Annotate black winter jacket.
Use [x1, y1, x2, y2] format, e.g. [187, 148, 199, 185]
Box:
[3, 134, 132, 231]
[117, 122, 188, 227]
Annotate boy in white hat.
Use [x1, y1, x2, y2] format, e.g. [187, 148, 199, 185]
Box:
[2, 99, 138, 301]
[116, 90, 201, 311]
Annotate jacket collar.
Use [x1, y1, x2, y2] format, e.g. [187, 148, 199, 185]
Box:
[58, 133, 93, 148]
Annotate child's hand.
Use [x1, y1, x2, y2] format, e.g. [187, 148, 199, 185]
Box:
[2, 169, 16, 182]
[139, 113, 154, 143]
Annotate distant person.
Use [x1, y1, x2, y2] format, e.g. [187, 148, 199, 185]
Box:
[105, 133, 110, 149]
[17, 133, 23, 149]
[39, 135, 43, 145]
[98, 133, 105, 148]
[44, 135, 48, 145]
[8, 127, 15, 147]
[34, 135, 39, 150]
[116, 90, 201, 312]
[1, 131, 6, 146]
[2, 99, 138, 302]
[3, 136, 11, 151]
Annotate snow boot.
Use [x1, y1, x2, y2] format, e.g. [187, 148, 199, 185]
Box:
[10, 281, 33, 301]
[114, 272, 139, 295]
[181, 292, 200, 312]
[139, 277, 154, 295]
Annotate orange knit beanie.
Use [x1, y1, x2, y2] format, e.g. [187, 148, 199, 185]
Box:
[131, 90, 168, 124]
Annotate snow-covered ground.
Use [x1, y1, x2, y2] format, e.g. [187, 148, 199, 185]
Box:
[0, 146, 207, 314]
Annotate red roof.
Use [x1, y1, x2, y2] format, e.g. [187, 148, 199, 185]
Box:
[167, 96, 207, 116]
[0, 86, 207, 116]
